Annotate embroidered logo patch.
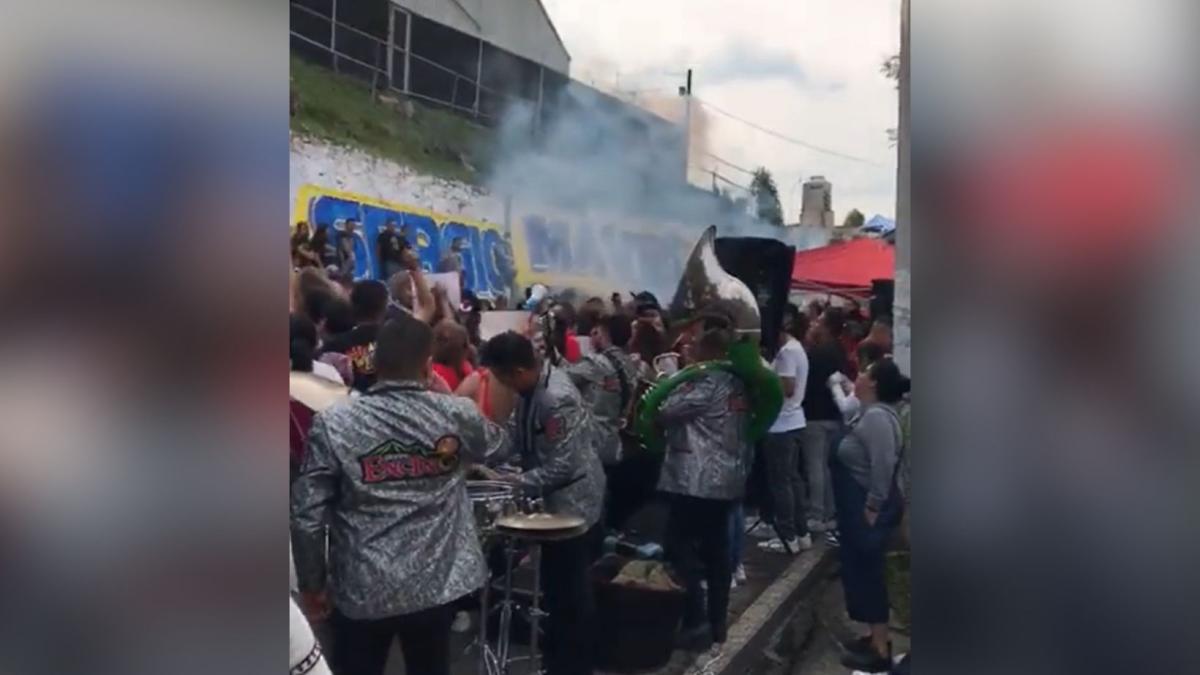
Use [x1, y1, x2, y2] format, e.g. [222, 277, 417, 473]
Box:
[359, 435, 461, 483]
[543, 415, 565, 443]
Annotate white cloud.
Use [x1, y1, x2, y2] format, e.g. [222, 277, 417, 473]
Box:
[542, 0, 901, 220]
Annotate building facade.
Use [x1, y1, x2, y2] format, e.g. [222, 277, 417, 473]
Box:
[798, 175, 835, 228]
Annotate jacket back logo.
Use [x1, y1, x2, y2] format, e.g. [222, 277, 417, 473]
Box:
[359, 434, 461, 483]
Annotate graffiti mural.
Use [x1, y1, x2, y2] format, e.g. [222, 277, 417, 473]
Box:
[515, 211, 690, 298]
[292, 185, 517, 299]
[293, 185, 703, 301]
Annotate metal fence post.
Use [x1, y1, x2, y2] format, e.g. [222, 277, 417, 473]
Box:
[403, 9, 412, 94]
[474, 40, 483, 118]
[330, 0, 338, 73]
[386, 7, 395, 86]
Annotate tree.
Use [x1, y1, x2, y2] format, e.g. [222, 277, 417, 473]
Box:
[842, 208, 865, 229]
[749, 167, 784, 225]
[882, 53, 900, 146]
[881, 54, 901, 84]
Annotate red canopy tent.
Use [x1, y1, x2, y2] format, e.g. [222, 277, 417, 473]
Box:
[791, 238, 895, 297]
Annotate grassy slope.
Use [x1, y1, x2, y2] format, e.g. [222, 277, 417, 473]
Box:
[290, 55, 488, 184]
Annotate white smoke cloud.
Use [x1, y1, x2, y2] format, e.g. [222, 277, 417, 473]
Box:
[482, 84, 829, 299]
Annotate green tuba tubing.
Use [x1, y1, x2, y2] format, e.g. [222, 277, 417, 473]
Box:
[635, 339, 784, 454]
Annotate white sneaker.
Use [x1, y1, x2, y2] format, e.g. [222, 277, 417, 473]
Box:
[451, 610, 471, 633]
[733, 564, 747, 584]
[758, 535, 813, 554]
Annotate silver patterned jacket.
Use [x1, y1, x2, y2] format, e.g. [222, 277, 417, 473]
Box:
[656, 369, 752, 501]
[290, 380, 503, 620]
[564, 347, 638, 466]
[505, 362, 606, 526]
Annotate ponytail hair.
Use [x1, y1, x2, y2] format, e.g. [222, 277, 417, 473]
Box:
[869, 358, 911, 404]
[290, 315, 319, 372]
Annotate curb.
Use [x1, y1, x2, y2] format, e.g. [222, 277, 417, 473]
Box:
[686, 543, 836, 675]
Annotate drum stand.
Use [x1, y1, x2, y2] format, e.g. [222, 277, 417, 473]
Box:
[478, 536, 545, 675]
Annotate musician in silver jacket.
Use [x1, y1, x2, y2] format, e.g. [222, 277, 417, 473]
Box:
[291, 315, 503, 675]
[655, 317, 752, 652]
[481, 330, 605, 675]
[564, 313, 637, 467]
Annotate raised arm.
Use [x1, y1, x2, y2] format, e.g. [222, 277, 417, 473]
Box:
[405, 250, 436, 324]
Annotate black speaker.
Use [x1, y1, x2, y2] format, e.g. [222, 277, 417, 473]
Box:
[870, 279, 894, 321]
[714, 237, 795, 357]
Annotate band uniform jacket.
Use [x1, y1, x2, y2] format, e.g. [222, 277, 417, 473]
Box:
[290, 380, 505, 620]
[504, 362, 606, 527]
[656, 369, 752, 501]
[564, 346, 638, 466]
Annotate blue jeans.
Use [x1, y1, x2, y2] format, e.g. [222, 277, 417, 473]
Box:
[832, 458, 902, 624]
[729, 501, 745, 568]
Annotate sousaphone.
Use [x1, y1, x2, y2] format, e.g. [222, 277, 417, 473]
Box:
[667, 225, 762, 340]
[633, 226, 783, 453]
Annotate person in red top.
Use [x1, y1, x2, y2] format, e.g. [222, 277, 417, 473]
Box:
[555, 301, 582, 363]
[431, 319, 474, 390]
[563, 330, 582, 363]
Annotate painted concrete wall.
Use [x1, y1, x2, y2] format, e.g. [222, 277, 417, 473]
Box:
[290, 136, 830, 302]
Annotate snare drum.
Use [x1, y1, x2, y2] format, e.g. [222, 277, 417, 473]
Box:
[466, 480, 517, 537]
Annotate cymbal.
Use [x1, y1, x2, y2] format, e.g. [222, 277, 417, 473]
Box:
[495, 512, 586, 532]
[289, 371, 350, 412]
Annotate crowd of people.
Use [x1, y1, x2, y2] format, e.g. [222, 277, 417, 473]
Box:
[287, 233, 911, 675]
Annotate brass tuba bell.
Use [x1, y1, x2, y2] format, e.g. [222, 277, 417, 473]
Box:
[667, 225, 762, 340]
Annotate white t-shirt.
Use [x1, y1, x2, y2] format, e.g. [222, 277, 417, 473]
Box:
[311, 360, 344, 385]
[769, 336, 809, 433]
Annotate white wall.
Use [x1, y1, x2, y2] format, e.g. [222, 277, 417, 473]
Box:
[289, 136, 507, 223]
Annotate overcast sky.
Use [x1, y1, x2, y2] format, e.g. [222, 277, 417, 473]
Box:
[541, 0, 901, 221]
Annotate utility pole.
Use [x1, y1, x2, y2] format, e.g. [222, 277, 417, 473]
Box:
[680, 68, 693, 183]
[893, 0, 911, 375]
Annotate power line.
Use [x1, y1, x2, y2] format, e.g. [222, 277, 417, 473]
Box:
[703, 152, 755, 176]
[688, 162, 753, 193]
[712, 171, 752, 192]
[695, 98, 886, 167]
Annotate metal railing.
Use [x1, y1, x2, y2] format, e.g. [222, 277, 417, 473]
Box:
[290, 2, 534, 127]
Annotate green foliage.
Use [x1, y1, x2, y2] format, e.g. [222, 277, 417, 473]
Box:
[881, 54, 901, 83]
[749, 167, 784, 225]
[843, 208, 866, 229]
[289, 55, 488, 184]
[887, 551, 911, 629]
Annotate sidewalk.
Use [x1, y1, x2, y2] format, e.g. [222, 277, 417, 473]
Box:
[374, 515, 835, 675]
[440, 535, 831, 675]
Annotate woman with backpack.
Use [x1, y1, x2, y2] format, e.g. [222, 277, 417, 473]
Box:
[833, 358, 910, 673]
